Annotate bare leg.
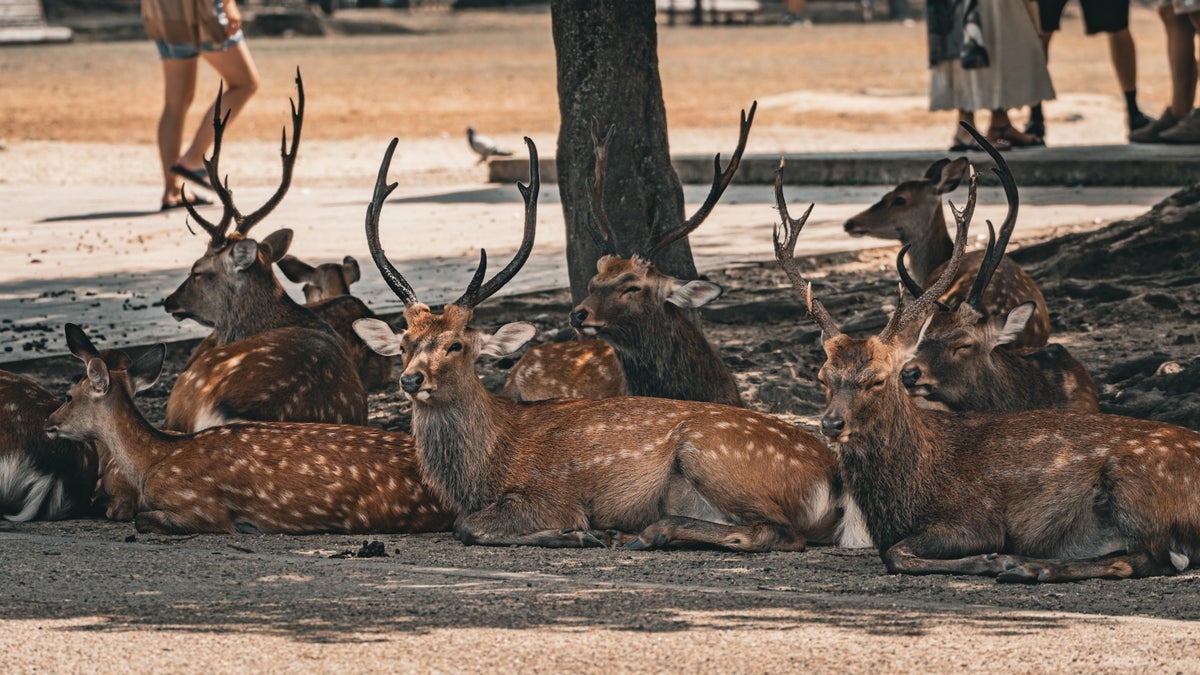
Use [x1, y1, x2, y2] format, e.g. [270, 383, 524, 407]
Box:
[996, 550, 1179, 583]
[1162, 5, 1198, 118]
[157, 58, 199, 205]
[176, 42, 261, 172]
[1107, 28, 1138, 94]
[626, 516, 806, 552]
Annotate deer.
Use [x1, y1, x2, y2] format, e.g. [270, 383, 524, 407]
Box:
[842, 123, 1049, 349]
[888, 137, 1099, 413]
[277, 254, 393, 391]
[163, 70, 367, 433]
[0, 370, 98, 521]
[44, 324, 453, 535]
[505, 104, 756, 407]
[352, 136, 870, 551]
[775, 161, 1200, 583]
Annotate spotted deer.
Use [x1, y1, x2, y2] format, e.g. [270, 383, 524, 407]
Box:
[842, 123, 1049, 349]
[277, 254, 393, 390]
[506, 105, 756, 406]
[887, 137, 1099, 413]
[0, 370, 98, 521]
[164, 71, 367, 432]
[776, 163, 1200, 583]
[45, 324, 452, 535]
[354, 137, 869, 551]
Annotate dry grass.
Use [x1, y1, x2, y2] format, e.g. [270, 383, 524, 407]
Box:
[0, 5, 1173, 143]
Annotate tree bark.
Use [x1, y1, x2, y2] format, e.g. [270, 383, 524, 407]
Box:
[551, 0, 696, 303]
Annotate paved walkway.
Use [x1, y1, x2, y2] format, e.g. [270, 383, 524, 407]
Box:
[0, 180, 1176, 362]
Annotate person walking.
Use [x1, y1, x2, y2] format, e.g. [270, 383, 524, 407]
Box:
[1131, 0, 1200, 143]
[928, 0, 1056, 150]
[142, 0, 260, 210]
[1026, 0, 1154, 140]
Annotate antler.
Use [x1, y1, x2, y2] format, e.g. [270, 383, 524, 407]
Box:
[645, 101, 757, 260]
[584, 118, 618, 256]
[183, 68, 305, 248]
[773, 159, 841, 338]
[880, 167, 978, 342]
[961, 121, 1019, 308]
[455, 137, 540, 308]
[365, 137, 416, 306]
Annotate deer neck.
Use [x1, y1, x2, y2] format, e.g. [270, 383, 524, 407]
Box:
[836, 388, 945, 552]
[906, 203, 955, 285]
[409, 374, 514, 514]
[608, 305, 740, 405]
[214, 280, 326, 345]
[85, 392, 173, 495]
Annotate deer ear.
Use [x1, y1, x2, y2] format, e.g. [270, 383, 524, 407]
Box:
[666, 280, 723, 309]
[277, 255, 315, 283]
[64, 323, 99, 362]
[354, 319, 403, 357]
[933, 157, 969, 194]
[480, 322, 536, 357]
[85, 357, 111, 395]
[342, 256, 361, 285]
[129, 344, 166, 393]
[230, 239, 260, 271]
[259, 229, 294, 264]
[995, 301, 1036, 347]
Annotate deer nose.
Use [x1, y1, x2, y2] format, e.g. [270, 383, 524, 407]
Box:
[569, 308, 589, 328]
[400, 372, 425, 393]
[901, 366, 922, 388]
[820, 415, 845, 439]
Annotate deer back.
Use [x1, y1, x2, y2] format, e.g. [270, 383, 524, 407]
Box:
[0, 371, 98, 521]
[925, 253, 1050, 348]
[502, 339, 625, 401]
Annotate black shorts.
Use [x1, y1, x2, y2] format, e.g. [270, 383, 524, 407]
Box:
[1038, 0, 1131, 34]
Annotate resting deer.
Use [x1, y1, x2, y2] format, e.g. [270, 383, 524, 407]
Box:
[354, 137, 869, 551]
[842, 123, 1049, 349]
[164, 71, 367, 432]
[776, 162, 1200, 582]
[45, 324, 453, 535]
[0, 370, 98, 521]
[889, 139, 1099, 413]
[506, 105, 756, 406]
[277, 254, 393, 390]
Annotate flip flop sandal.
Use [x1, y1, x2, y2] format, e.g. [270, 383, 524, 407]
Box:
[171, 164, 213, 190]
[161, 192, 213, 211]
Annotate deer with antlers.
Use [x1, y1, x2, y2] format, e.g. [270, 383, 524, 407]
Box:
[44, 324, 452, 535]
[163, 70, 367, 434]
[776, 163, 1200, 582]
[0, 370, 98, 521]
[889, 135, 1099, 413]
[505, 104, 756, 406]
[353, 137, 869, 551]
[842, 124, 1049, 349]
[277, 254, 393, 391]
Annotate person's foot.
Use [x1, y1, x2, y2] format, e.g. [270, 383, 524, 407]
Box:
[1157, 110, 1200, 144]
[988, 124, 1043, 148]
[1129, 108, 1181, 143]
[1022, 119, 1045, 141]
[1128, 110, 1155, 134]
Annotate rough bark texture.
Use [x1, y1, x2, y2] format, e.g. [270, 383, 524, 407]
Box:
[551, 0, 696, 303]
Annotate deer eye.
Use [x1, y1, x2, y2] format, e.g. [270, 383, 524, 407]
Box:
[447, 342, 463, 354]
[891, 196, 907, 207]
[869, 378, 887, 389]
[952, 343, 974, 356]
[621, 286, 641, 296]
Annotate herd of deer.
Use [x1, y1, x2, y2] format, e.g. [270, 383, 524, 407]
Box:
[3, 72, 1199, 583]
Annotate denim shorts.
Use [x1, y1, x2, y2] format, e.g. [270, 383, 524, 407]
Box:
[154, 0, 243, 60]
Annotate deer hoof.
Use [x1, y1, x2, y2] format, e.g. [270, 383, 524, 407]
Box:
[580, 531, 606, 547]
[996, 564, 1041, 584]
[624, 538, 652, 551]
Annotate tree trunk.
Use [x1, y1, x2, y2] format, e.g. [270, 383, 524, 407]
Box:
[551, 0, 696, 303]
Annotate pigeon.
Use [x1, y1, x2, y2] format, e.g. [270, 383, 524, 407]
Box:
[467, 127, 513, 163]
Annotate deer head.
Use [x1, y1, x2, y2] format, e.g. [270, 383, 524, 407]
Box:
[277, 255, 361, 303]
[843, 156, 969, 242]
[163, 70, 305, 336]
[353, 137, 539, 405]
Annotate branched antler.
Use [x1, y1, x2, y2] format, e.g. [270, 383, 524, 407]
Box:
[773, 159, 841, 338]
[961, 121, 1019, 308]
[364, 138, 414, 306]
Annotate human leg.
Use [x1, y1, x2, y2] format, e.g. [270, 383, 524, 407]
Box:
[1158, 9, 1200, 141]
[158, 58, 199, 206]
[176, 41, 261, 172]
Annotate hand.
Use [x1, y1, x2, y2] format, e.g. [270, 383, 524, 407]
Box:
[224, 0, 243, 38]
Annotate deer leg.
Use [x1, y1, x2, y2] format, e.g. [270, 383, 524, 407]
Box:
[626, 516, 805, 552]
[455, 524, 611, 548]
[883, 542, 1014, 577]
[996, 551, 1179, 583]
[134, 510, 201, 534]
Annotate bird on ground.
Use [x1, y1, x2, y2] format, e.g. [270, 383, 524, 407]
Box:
[467, 127, 513, 163]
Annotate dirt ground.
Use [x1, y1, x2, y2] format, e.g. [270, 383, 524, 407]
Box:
[3, 6, 1200, 671]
